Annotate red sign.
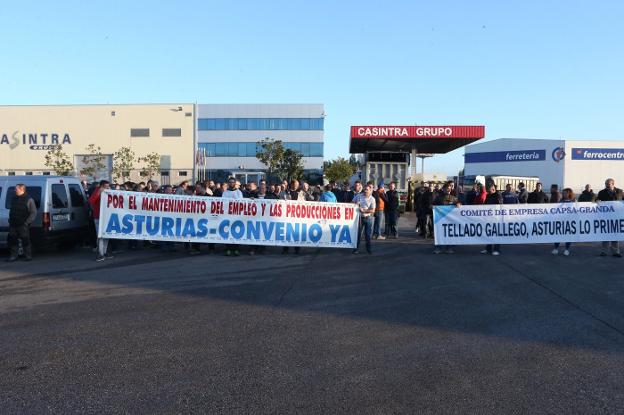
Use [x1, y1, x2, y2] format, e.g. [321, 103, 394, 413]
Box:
[351, 126, 485, 139]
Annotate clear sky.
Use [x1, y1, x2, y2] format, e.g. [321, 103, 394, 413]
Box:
[2, 0, 623, 175]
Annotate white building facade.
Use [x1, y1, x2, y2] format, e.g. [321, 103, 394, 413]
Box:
[464, 138, 624, 193]
[196, 104, 324, 184]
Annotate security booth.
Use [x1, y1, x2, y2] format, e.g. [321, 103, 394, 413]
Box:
[349, 125, 486, 210]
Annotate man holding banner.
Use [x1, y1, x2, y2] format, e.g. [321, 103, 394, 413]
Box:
[433, 177, 624, 253]
[222, 177, 243, 256]
[433, 183, 461, 254]
[481, 183, 503, 256]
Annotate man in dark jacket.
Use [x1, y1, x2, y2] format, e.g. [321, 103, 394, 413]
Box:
[385, 182, 400, 238]
[549, 184, 562, 203]
[597, 178, 623, 257]
[578, 184, 596, 202]
[502, 184, 519, 204]
[465, 183, 479, 205]
[338, 182, 355, 203]
[481, 183, 503, 256]
[528, 182, 549, 204]
[432, 183, 461, 254]
[517, 182, 529, 203]
[7, 184, 37, 262]
[417, 184, 435, 238]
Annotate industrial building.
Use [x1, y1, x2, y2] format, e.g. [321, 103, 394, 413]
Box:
[0, 103, 325, 185]
[463, 138, 624, 193]
[196, 104, 324, 183]
[0, 104, 195, 182]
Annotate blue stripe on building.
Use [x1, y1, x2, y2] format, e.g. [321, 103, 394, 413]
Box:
[465, 150, 546, 163]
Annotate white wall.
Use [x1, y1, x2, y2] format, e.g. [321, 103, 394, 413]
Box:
[563, 140, 624, 192]
[464, 138, 565, 190]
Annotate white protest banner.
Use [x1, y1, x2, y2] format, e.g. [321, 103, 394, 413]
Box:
[98, 190, 359, 248]
[433, 202, 624, 245]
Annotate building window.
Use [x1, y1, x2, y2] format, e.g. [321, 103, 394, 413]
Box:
[131, 128, 150, 137]
[197, 118, 324, 131]
[25, 172, 33, 175]
[8, 172, 16, 176]
[161, 171, 170, 177]
[162, 128, 182, 137]
[198, 142, 322, 157]
[42, 171, 51, 175]
[179, 171, 188, 177]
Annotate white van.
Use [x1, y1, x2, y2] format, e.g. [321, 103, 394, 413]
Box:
[0, 176, 90, 249]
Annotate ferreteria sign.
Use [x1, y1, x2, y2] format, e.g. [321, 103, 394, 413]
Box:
[1, 131, 72, 150]
[433, 202, 624, 245]
[465, 149, 546, 163]
[98, 190, 360, 248]
[350, 125, 485, 139]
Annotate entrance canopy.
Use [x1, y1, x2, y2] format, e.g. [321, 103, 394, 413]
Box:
[350, 125, 485, 153]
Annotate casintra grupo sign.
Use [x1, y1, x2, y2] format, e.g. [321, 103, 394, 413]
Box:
[350, 126, 485, 139]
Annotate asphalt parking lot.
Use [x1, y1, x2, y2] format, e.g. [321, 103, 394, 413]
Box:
[1, 213, 624, 414]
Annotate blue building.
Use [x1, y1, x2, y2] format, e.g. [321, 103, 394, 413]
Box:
[196, 104, 324, 183]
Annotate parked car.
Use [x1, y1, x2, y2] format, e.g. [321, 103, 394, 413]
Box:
[0, 176, 90, 249]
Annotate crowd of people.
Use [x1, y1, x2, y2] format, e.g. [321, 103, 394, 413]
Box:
[5, 175, 622, 262]
[414, 178, 623, 257]
[84, 177, 401, 261]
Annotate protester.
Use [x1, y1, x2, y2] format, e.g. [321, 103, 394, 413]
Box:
[464, 183, 479, 205]
[502, 184, 519, 204]
[596, 178, 623, 257]
[353, 181, 363, 200]
[338, 182, 355, 203]
[552, 188, 575, 256]
[549, 184, 562, 203]
[185, 184, 211, 255]
[221, 177, 243, 256]
[417, 183, 434, 238]
[212, 182, 224, 197]
[301, 182, 316, 201]
[175, 181, 188, 195]
[282, 180, 306, 254]
[413, 182, 426, 232]
[149, 180, 160, 193]
[88, 180, 114, 261]
[433, 183, 461, 254]
[481, 183, 503, 256]
[6, 184, 37, 262]
[320, 184, 337, 202]
[517, 182, 529, 203]
[528, 183, 549, 204]
[372, 184, 386, 240]
[384, 182, 399, 238]
[352, 184, 376, 254]
[578, 184, 596, 202]
[255, 180, 271, 199]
